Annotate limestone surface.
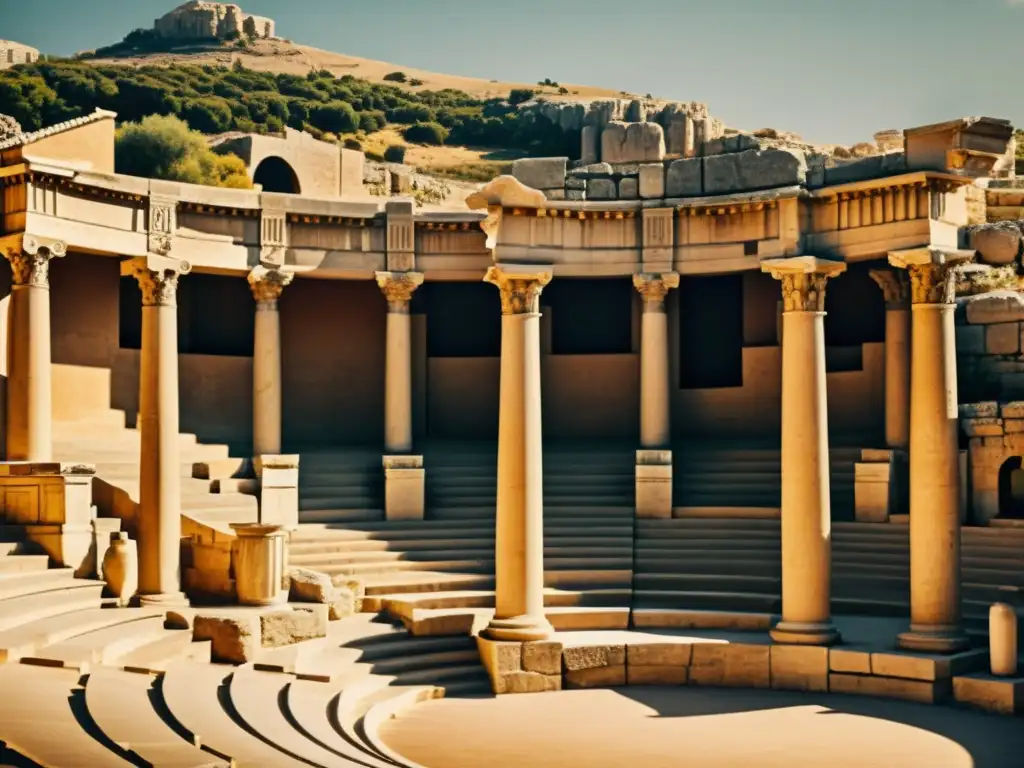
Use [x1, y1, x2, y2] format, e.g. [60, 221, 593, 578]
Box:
[511, 157, 568, 191]
[704, 148, 808, 194]
[601, 122, 666, 164]
[665, 157, 702, 197]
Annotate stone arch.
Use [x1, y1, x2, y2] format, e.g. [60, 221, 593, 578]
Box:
[253, 156, 301, 195]
[998, 456, 1024, 518]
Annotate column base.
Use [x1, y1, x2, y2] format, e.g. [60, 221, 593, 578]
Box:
[383, 455, 425, 521]
[897, 624, 971, 654]
[481, 614, 554, 643]
[770, 620, 841, 646]
[135, 591, 190, 609]
[636, 449, 672, 519]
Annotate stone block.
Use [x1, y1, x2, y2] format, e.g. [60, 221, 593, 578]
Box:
[823, 153, 907, 186]
[569, 163, 613, 178]
[956, 324, 985, 355]
[963, 418, 1004, 437]
[770, 645, 829, 692]
[971, 222, 1022, 266]
[870, 648, 987, 681]
[636, 461, 672, 520]
[855, 461, 893, 523]
[328, 586, 357, 620]
[704, 148, 807, 195]
[565, 188, 586, 201]
[383, 456, 424, 521]
[618, 177, 639, 200]
[986, 323, 1020, 355]
[288, 567, 335, 604]
[665, 157, 702, 197]
[193, 613, 260, 664]
[962, 402, 1000, 418]
[587, 178, 617, 201]
[1004, 402, 1024, 418]
[601, 121, 665, 164]
[562, 644, 626, 672]
[829, 673, 951, 704]
[627, 666, 689, 686]
[565, 665, 626, 689]
[545, 189, 566, 201]
[639, 164, 665, 199]
[953, 673, 1024, 714]
[522, 641, 563, 675]
[495, 671, 561, 695]
[580, 126, 600, 166]
[477, 636, 522, 678]
[627, 643, 693, 667]
[260, 605, 328, 649]
[1005, 419, 1024, 434]
[689, 643, 770, 688]
[511, 157, 567, 191]
[963, 291, 1024, 325]
[829, 648, 872, 674]
[565, 176, 586, 190]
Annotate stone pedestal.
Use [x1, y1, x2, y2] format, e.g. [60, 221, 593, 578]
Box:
[383, 455, 425, 521]
[3, 236, 66, 462]
[990, 602, 1018, 677]
[636, 449, 673, 519]
[254, 454, 299, 528]
[481, 265, 554, 643]
[123, 255, 191, 608]
[230, 523, 288, 607]
[869, 269, 911, 450]
[0, 461, 97, 576]
[854, 449, 907, 523]
[376, 272, 424, 455]
[248, 267, 293, 457]
[763, 256, 845, 646]
[889, 247, 974, 653]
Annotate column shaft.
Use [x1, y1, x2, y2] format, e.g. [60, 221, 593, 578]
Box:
[482, 266, 552, 643]
[884, 307, 911, 450]
[634, 273, 678, 449]
[384, 309, 413, 453]
[252, 303, 282, 455]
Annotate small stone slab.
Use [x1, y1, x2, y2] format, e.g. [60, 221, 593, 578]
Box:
[565, 665, 626, 689]
[829, 648, 872, 674]
[495, 671, 561, 695]
[869, 648, 987, 682]
[829, 673, 951, 705]
[953, 672, 1024, 714]
[770, 645, 828, 692]
[477, 636, 522, 677]
[689, 643, 770, 689]
[522, 641, 562, 676]
[627, 666, 688, 686]
[562, 644, 625, 672]
[260, 605, 327, 649]
[626, 643, 693, 667]
[193, 613, 260, 664]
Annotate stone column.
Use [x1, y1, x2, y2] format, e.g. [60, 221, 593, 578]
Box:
[3, 236, 66, 462]
[122, 255, 191, 608]
[763, 256, 846, 646]
[633, 273, 679, 449]
[869, 269, 911, 450]
[247, 266, 293, 457]
[889, 247, 973, 653]
[481, 265, 553, 643]
[375, 271, 424, 454]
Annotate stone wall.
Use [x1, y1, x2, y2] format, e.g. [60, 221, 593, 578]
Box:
[153, 1, 276, 41]
[0, 40, 40, 70]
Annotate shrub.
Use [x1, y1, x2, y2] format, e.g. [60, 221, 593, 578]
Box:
[343, 137, 363, 151]
[410, 78, 424, 87]
[359, 109, 386, 132]
[508, 88, 536, 106]
[383, 71, 407, 83]
[384, 145, 407, 164]
[310, 100, 357, 133]
[114, 114, 252, 188]
[403, 121, 448, 145]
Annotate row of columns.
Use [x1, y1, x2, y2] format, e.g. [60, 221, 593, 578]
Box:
[480, 251, 971, 652]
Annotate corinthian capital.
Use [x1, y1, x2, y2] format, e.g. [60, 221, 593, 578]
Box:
[121, 255, 191, 308]
[869, 268, 910, 309]
[888, 247, 975, 305]
[633, 272, 680, 311]
[762, 256, 846, 312]
[4, 235, 67, 287]
[375, 271, 424, 314]
[248, 266, 294, 307]
[484, 265, 552, 315]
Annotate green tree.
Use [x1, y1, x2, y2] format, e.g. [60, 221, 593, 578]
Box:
[310, 100, 357, 133]
[403, 121, 448, 145]
[115, 114, 252, 189]
[384, 145, 407, 164]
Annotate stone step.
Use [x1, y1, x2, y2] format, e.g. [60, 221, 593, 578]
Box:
[362, 573, 495, 599]
[312, 559, 494, 578]
[117, 631, 210, 674]
[298, 509, 387, 524]
[631, 607, 775, 631]
[0, 664, 133, 767]
[85, 665, 230, 767]
[290, 548, 495, 566]
[0, 554, 53, 574]
[0, 568, 81, 599]
[0, 607, 162, 664]
[0, 581, 105, 634]
[300, 496, 384, 511]
[161, 660, 310, 766]
[633, 589, 780, 612]
[634, 573, 780, 594]
[369, 648, 481, 675]
[20, 612, 169, 672]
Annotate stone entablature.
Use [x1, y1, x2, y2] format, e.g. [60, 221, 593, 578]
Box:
[154, 1, 275, 41]
[0, 40, 40, 70]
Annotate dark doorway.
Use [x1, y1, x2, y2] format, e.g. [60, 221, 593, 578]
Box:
[253, 156, 301, 194]
[679, 274, 744, 389]
[999, 457, 1024, 518]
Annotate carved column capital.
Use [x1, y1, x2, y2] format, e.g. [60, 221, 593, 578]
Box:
[248, 266, 294, 309]
[4, 235, 67, 287]
[121, 255, 191, 308]
[375, 271, 424, 314]
[485, 265, 552, 315]
[762, 256, 846, 313]
[633, 272, 680, 312]
[888, 247, 975, 305]
[869, 268, 910, 310]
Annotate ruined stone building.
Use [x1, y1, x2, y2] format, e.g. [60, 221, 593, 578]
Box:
[0, 101, 1020, 764]
[153, 1, 276, 41]
[0, 40, 40, 69]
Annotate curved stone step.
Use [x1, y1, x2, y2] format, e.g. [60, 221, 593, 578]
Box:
[85, 665, 229, 767]
[0, 582, 105, 633]
[0, 664, 133, 767]
[0, 568, 83, 600]
[230, 666, 365, 766]
[0, 606, 158, 663]
[161, 659, 310, 767]
[360, 687, 439, 768]
[20, 611, 169, 671]
[118, 632, 210, 674]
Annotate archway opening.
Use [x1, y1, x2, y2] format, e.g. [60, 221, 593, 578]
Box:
[998, 456, 1024, 518]
[253, 156, 301, 194]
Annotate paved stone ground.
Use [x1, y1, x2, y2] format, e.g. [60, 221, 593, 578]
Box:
[381, 687, 1024, 768]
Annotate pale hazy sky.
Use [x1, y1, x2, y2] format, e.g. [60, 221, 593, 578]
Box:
[3, 0, 1023, 144]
